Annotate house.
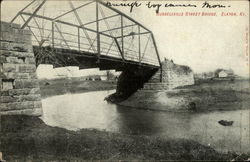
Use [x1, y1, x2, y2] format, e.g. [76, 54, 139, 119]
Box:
[100, 75, 108, 81]
[218, 71, 228, 77]
[215, 69, 234, 78]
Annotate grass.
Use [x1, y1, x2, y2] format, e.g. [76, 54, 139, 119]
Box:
[1, 115, 249, 161]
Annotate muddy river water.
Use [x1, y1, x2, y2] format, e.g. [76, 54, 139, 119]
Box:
[41, 90, 250, 154]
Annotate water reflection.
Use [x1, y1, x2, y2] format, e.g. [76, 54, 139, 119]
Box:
[41, 90, 249, 154]
[114, 107, 194, 136]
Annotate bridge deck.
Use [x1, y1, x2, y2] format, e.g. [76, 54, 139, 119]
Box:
[34, 46, 159, 71]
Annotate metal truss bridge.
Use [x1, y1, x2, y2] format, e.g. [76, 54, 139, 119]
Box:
[11, 0, 161, 72]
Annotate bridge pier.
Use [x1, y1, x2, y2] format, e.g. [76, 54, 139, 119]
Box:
[0, 21, 43, 116]
[106, 66, 158, 103]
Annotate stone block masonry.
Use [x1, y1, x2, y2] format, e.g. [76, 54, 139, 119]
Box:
[143, 59, 195, 90]
[0, 21, 42, 116]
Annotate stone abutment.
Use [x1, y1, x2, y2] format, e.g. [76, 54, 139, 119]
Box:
[0, 21, 42, 116]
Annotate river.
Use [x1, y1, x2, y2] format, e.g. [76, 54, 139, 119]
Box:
[41, 90, 250, 154]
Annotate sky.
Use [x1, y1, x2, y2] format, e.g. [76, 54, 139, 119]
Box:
[1, 0, 249, 77]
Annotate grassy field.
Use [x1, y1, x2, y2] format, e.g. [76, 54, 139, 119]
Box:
[39, 78, 116, 98]
[1, 115, 249, 161]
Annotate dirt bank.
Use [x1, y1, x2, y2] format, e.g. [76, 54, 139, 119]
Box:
[39, 78, 116, 98]
[1, 115, 249, 161]
[120, 79, 250, 112]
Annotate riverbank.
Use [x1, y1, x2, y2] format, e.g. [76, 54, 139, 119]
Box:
[1, 115, 249, 161]
[39, 78, 116, 98]
[39, 78, 250, 112]
[119, 79, 250, 112]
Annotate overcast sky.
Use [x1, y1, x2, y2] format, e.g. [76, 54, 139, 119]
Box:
[1, 0, 249, 77]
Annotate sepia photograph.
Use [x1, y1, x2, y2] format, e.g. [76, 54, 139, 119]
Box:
[0, 0, 249, 161]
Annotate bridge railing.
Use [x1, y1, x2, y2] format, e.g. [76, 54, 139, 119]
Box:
[10, 0, 161, 67]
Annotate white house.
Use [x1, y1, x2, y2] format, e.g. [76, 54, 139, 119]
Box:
[100, 75, 108, 81]
[218, 70, 228, 77]
[216, 69, 234, 78]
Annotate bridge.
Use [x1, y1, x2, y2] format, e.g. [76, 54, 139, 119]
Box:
[10, 0, 162, 101]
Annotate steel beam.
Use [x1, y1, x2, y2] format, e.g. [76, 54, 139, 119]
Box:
[150, 33, 161, 66]
[69, 1, 97, 53]
[81, 14, 119, 26]
[114, 38, 124, 60]
[20, 12, 114, 38]
[97, 0, 151, 33]
[21, 0, 46, 29]
[10, 0, 36, 23]
[19, 15, 40, 44]
[98, 4, 123, 60]
[101, 23, 137, 33]
[121, 16, 124, 60]
[138, 26, 141, 64]
[96, 1, 100, 61]
[33, 17, 44, 40]
[53, 1, 94, 20]
[115, 31, 150, 39]
[141, 35, 151, 61]
[78, 27, 80, 50]
[52, 21, 54, 48]
[54, 23, 70, 48]
[150, 33, 162, 82]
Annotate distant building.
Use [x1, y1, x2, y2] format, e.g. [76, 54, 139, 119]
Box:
[218, 71, 228, 77]
[100, 75, 108, 81]
[215, 69, 234, 78]
[85, 75, 101, 81]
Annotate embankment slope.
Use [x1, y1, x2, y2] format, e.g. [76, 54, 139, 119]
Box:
[120, 80, 250, 111]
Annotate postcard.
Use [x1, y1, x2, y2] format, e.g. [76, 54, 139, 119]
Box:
[0, 0, 249, 161]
